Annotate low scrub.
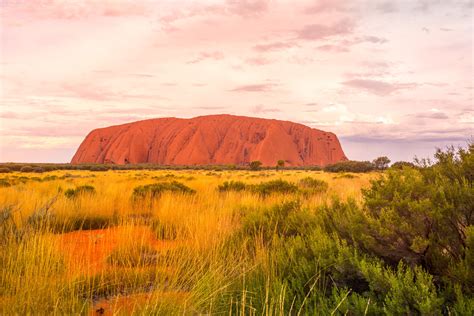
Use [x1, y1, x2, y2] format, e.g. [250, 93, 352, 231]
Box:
[324, 160, 375, 173]
[298, 177, 328, 195]
[132, 181, 195, 200]
[64, 185, 96, 199]
[249, 179, 298, 196]
[217, 180, 247, 192]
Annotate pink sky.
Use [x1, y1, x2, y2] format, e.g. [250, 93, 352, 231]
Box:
[1, 0, 473, 163]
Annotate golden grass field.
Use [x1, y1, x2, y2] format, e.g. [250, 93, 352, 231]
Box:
[0, 169, 377, 315]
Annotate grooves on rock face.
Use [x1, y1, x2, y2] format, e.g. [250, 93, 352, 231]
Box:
[71, 114, 348, 166]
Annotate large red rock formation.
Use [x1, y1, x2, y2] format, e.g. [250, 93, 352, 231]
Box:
[71, 114, 347, 166]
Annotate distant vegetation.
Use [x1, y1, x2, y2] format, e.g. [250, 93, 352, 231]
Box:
[0, 156, 390, 173]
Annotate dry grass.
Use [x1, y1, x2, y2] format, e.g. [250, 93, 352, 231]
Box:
[0, 169, 376, 314]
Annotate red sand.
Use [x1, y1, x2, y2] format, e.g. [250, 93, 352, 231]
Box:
[57, 226, 182, 275]
[71, 114, 347, 166]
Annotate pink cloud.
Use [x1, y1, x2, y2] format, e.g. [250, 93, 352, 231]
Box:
[230, 83, 275, 92]
[253, 41, 296, 52]
[296, 19, 354, 41]
[250, 104, 281, 114]
[3, 0, 148, 20]
[342, 79, 419, 95]
[303, 0, 348, 14]
[187, 51, 225, 64]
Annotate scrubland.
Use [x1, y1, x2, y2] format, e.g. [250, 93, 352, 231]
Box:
[0, 146, 472, 315]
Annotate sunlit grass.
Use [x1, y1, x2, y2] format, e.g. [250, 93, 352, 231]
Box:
[0, 169, 376, 314]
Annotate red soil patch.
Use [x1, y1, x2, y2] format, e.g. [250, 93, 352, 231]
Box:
[57, 226, 182, 276]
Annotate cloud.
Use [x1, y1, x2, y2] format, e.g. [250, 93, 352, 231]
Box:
[412, 112, 449, 119]
[303, 0, 347, 14]
[361, 36, 388, 44]
[250, 104, 281, 114]
[225, 0, 269, 17]
[245, 56, 272, 65]
[187, 51, 224, 64]
[253, 41, 296, 52]
[341, 79, 418, 96]
[5, 0, 148, 20]
[230, 83, 275, 92]
[375, 2, 398, 13]
[317, 44, 349, 53]
[296, 19, 354, 41]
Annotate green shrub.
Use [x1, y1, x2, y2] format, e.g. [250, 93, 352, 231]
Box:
[324, 160, 375, 173]
[20, 166, 34, 173]
[390, 161, 416, 169]
[0, 167, 11, 173]
[333, 173, 358, 179]
[64, 185, 96, 199]
[373, 156, 391, 170]
[249, 160, 262, 171]
[321, 145, 474, 293]
[132, 181, 195, 200]
[249, 179, 298, 196]
[31, 167, 45, 173]
[217, 181, 247, 192]
[0, 179, 11, 187]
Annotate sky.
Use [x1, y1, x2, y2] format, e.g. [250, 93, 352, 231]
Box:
[0, 0, 473, 163]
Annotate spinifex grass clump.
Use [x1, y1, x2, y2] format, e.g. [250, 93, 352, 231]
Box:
[217, 180, 247, 192]
[249, 179, 298, 196]
[298, 177, 328, 195]
[64, 185, 96, 199]
[0, 178, 11, 187]
[132, 181, 195, 200]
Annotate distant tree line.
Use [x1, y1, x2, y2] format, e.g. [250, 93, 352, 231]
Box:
[0, 155, 424, 173]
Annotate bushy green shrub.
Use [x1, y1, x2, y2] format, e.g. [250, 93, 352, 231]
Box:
[0, 167, 11, 173]
[64, 185, 96, 199]
[249, 179, 298, 196]
[20, 166, 34, 173]
[324, 160, 375, 173]
[249, 160, 262, 171]
[321, 145, 474, 293]
[217, 181, 247, 192]
[31, 167, 45, 173]
[390, 161, 416, 169]
[132, 181, 195, 200]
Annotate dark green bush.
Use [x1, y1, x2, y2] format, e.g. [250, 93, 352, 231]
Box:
[324, 160, 375, 173]
[20, 166, 34, 173]
[31, 167, 45, 173]
[249, 179, 298, 196]
[217, 181, 247, 192]
[0, 167, 11, 173]
[0, 179, 11, 187]
[64, 185, 96, 199]
[249, 160, 262, 171]
[132, 181, 195, 200]
[390, 161, 417, 169]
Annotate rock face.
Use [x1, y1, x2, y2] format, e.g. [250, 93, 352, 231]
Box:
[71, 114, 347, 166]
